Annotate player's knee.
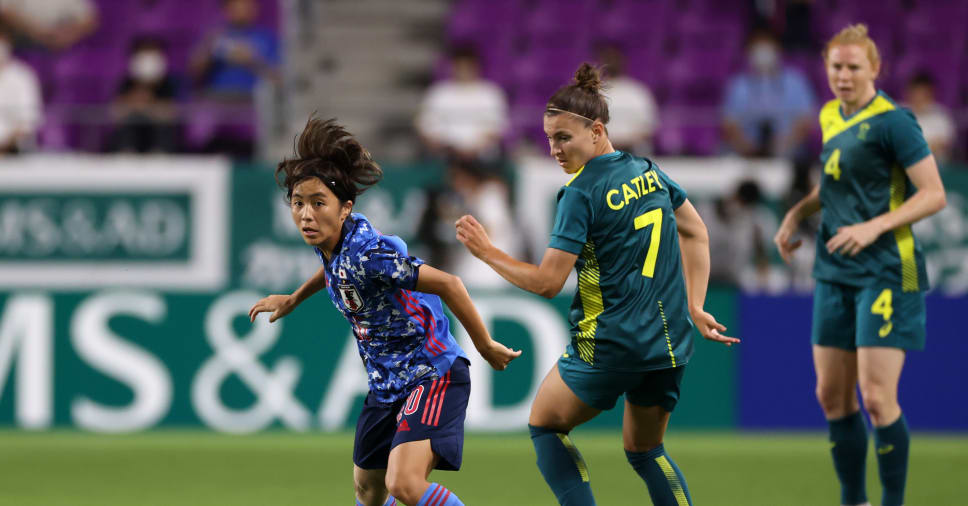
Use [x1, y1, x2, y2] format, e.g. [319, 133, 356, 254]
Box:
[623, 437, 662, 453]
[354, 474, 386, 504]
[815, 383, 849, 415]
[384, 470, 423, 505]
[859, 386, 894, 420]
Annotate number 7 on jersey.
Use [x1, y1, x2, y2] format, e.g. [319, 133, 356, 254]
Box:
[634, 208, 663, 278]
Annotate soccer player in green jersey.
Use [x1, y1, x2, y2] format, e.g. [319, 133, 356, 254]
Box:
[456, 63, 738, 506]
[774, 24, 947, 506]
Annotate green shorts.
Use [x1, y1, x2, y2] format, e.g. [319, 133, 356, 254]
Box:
[811, 279, 926, 351]
[557, 353, 686, 412]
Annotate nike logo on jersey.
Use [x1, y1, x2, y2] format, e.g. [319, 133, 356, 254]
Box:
[877, 444, 894, 455]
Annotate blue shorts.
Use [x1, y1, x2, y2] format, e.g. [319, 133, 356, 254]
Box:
[558, 354, 686, 412]
[353, 357, 470, 471]
[811, 280, 926, 351]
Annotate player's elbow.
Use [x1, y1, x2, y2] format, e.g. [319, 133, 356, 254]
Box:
[535, 279, 563, 299]
[932, 188, 947, 214]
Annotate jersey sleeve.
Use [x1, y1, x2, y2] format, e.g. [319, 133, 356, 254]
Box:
[655, 167, 688, 209]
[360, 236, 425, 291]
[882, 109, 932, 168]
[549, 186, 593, 254]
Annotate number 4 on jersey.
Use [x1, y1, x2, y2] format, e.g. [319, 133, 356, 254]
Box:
[824, 148, 842, 181]
[634, 208, 663, 278]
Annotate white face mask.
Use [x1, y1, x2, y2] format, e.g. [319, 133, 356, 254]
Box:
[0, 40, 11, 66]
[130, 50, 166, 82]
[749, 42, 779, 74]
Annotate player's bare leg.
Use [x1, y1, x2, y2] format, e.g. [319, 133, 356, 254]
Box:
[813, 345, 860, 419]
[386, 440, 463, 506]
[528, 364, 600, 505]
[814, 345, 868, 506]
[859, 347, 908, 506]
[529, 364, 600, 431]
[857, 347, 904, 426]
[354, 466, 390, 506]
[623, 401, 692, 505]
[622, 402, 670, 452]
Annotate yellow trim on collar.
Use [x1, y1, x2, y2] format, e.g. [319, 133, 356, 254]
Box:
[820, 95, 895, 143]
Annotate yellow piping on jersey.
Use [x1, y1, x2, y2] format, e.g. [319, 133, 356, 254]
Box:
[819, 95, 895, 143]
[890, 165, 919, 292]
[656, 455, 689, 505]
[565, 165, 585, 186]
[658, 300, 676, 367]
[575, 241, 603, 364]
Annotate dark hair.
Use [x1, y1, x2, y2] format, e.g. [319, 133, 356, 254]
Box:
[129, 35, 167, 55]
[449, 44, 479, 63]
[908, 71, 936, 89]
[545, 63, 610, 125]
[275, 117, 383, 203]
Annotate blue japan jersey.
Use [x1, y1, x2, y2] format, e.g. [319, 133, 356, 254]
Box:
[314, 213, 467, 404]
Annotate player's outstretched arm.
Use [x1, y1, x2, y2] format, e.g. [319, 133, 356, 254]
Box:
[415, 264, 522, 371]
[675, 199, 740, 346]
[248, 265, 328, 323]
[774, 184, 821, 264]
[826, 154, 946, 257]
[455, 214, 577, 298]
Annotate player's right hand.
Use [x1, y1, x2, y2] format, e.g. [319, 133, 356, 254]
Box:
[690, 309, 740, 347]
[248, 294, 295, 323]
[773, 218, 803, 265]
[479, 340, 522, 371]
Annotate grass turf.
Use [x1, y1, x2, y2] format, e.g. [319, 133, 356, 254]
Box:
[1, 430, 964, 505]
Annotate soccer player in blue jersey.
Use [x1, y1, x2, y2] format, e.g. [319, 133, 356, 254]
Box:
[456, 64, 738, 505]
[248, 117, 521, 506]
[774, 25, 946, 506]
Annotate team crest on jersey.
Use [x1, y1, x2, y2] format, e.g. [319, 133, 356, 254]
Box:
[338, 283, 365, 312]
[857, 122, 870, 140]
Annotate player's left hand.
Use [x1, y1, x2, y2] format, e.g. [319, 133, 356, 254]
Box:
[690, 309, 740, 347]
[826, 220, 883, 257]
[479, 340, 522, 371]
[455, 215, 493, 259]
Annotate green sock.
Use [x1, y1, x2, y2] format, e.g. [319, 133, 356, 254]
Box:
[529, 425, 596, 505]
[829, 411, 869, 505]
[625, 444, 692, 506]
[874, 414, 909, 506]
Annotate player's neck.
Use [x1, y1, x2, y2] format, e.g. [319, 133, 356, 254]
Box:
[593, 140, 615, 158]
[841, 86, 877, 116]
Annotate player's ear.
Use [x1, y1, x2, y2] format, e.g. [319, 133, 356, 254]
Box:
[591, 121, 605, 142]
[339, 200, 353, 221]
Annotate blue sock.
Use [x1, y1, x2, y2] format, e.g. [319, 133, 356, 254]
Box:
[355, 496, 397, 506]
[874, 414, 909, 506]
[829, 411, 869, 506]
[416, 483, 463, 506]
[625, 444, 692, 506]
[529, 424, 596, 505]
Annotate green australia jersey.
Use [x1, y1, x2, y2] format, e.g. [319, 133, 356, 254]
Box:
[549, 151, 693, 372]
[814, 91, 932, 292]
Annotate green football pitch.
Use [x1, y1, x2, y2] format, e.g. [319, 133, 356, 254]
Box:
[1, 431, 964, 505]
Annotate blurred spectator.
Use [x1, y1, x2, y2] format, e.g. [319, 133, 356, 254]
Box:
[903, 72, 956, 164]
[721, 28, 816, 159]
[598, 44, 658, 155]
[189, 0, 278, 156]
[0, 0, 97, 51]
[190, 0, 279, 98]
[109, 37, 179, 153]
[416, 157, 522, 288]
[415, 45, 508, 165]
[0, 27, 41, 154]
[701, 180, 784, 292]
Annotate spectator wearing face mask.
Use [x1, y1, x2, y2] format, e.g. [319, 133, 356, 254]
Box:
[110, 37, 180, 153]
[721, 28, 816, 159]
[0, 27, 41, 154]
